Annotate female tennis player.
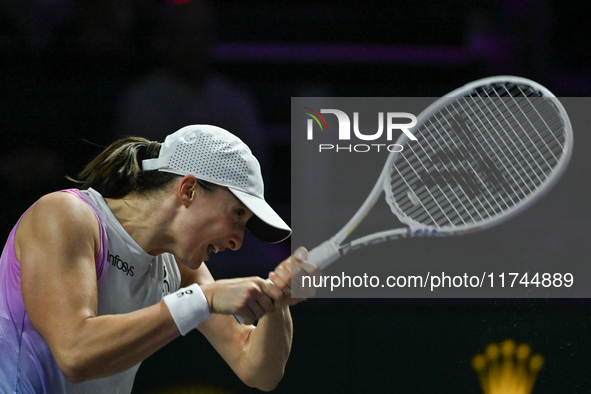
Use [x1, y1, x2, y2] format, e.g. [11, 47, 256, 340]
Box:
[0, 125, 315, 393]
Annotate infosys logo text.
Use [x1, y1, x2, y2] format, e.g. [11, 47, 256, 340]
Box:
[108, 252, 134, 276]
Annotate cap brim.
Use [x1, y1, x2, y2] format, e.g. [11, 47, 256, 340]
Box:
[229, 188, 291, 243]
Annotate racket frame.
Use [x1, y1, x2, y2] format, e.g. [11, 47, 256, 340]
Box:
[308, 76, 573, 270]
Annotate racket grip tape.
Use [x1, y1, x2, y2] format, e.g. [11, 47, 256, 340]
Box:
[308, 239, 340, 270]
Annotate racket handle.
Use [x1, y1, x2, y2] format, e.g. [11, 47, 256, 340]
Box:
[308, 239, 340, 270]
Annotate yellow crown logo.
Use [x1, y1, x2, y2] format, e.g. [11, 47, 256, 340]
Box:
[472, 339, 544, 394]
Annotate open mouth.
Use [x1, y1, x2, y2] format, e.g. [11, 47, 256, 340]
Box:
[208, 244, 220, 254]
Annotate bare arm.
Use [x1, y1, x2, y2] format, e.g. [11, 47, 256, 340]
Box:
[181, 249, 317, 391]
[17, 193, 182, 382]
[178, 263, 291, 392]
[18, 192, 294, 386]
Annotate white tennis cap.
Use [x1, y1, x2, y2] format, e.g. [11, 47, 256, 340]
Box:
[142, 125, 291, 243]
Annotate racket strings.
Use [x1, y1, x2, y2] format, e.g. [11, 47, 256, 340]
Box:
[469, 94, 564, 191]
[407, 117, 490, 225]
[434, 107, 513, 215]
[476, 83, 563, 165]
[393, 108, 512, 226]
[475, 92, 561, 176]
[390, 82, 567, 228]
[457, 97, 543, 196]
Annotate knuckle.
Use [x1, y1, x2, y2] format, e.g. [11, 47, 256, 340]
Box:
[246, 283, 261, 295]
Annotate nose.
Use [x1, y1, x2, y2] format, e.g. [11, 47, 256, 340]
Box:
[227, 227, 245, 251]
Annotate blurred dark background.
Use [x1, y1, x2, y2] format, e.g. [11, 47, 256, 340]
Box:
[1, 0, 590, 393]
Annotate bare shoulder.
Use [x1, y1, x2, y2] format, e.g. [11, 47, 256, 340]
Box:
[15, 191, 100, 259]
[21, 191, 97, 230]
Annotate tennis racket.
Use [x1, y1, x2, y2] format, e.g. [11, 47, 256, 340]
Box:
[306, 75, 573, 270]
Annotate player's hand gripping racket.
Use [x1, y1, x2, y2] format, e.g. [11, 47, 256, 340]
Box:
[306, 76, 573, 270]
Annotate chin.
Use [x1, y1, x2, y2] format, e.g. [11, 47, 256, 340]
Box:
[177, 255, 204, 270]
[191, 259, 205, 270]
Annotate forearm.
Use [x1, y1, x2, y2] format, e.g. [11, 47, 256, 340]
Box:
[188, 263, 294, 390]
[240, 304, 293, 390]
[50, 301, 179, 382]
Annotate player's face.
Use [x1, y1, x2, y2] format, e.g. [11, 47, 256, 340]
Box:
[177, 186, 253, 269]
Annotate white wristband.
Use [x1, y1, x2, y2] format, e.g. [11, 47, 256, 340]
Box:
[163, 283, 211, 336]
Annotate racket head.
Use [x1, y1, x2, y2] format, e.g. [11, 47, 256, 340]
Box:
[383, 76, 573, 235]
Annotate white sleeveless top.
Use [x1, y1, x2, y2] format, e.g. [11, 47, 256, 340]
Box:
[66, 188, 182, 394]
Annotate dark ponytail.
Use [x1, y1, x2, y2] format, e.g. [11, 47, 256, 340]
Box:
[70, 137, 180, 198]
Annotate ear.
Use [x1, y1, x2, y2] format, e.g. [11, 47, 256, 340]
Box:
[178, 175, 199, 207]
